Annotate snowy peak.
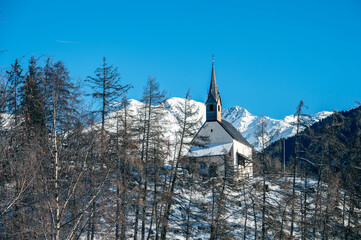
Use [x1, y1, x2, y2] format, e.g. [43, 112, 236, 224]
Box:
[312, 111, 334, 122]
[165, 97, 206, 122]
[223, 106, 253, 119]
[222, 106, 256, 133]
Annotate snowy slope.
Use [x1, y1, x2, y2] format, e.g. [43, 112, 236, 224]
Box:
[104, 97, 333, 151]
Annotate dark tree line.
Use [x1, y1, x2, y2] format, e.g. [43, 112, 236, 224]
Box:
[0, 56, 360, 239]
[257, 101, 361, 239]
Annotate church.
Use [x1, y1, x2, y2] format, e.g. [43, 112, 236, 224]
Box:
[187, 60, 253, 180]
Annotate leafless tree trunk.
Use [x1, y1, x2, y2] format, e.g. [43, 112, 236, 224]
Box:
[160, 90, 201, 239]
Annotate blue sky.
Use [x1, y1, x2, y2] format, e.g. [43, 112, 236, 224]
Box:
[1, 0, 361, 118]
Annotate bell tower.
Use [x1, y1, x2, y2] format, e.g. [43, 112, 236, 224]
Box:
[205, 59, 222, 122]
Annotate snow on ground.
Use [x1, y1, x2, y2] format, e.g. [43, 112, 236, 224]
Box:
[95, 175, 356, 240]
[188, 143, 233, 157]
[0, 113, 14, 129]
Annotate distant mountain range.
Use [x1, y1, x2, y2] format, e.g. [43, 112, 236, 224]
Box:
[222, 105, 333, 150]
[120, 97, 333, 151]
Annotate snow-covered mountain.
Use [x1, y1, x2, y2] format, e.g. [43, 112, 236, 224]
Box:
[222, 106, 333, 150]
[106, 97, 333, 151]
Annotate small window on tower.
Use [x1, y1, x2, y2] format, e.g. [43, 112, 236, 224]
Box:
[218, 105, 220, 111]
[210, 105, 214, 111]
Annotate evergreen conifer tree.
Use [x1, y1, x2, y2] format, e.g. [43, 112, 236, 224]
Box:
[86, 57, 131, 133]
[20, 56, 46, 134]
[6, 59, 23, 124]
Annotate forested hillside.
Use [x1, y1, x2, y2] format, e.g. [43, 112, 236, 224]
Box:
[0, 57, 360, 239]
[257, 103, 361, 238]
[262, 103, 361, 182]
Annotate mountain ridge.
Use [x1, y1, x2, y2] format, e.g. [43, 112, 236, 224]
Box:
[121, 97, 333, 151]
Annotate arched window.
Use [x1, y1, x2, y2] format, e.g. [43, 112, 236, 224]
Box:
[210, 104, 214, 111]
[218, 105, 220, 111]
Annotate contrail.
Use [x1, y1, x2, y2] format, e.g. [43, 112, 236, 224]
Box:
[56, 40, 83, 44]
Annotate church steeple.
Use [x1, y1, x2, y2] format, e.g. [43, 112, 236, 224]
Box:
[206, 59, 222, 122]
[207, 59, 219, 103]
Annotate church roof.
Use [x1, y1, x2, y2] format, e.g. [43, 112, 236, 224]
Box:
[188, 143, 233, 157]
[206, 59, 220, 103]
[219, 120, 253, 148]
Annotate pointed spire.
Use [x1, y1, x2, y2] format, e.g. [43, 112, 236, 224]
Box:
[206, 58, 219, 103]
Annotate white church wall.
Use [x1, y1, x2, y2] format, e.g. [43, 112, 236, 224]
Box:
[232, 140, 253, 178]
[192, 121, 254, 180]
[232, 140, 252, 161]
[196, 121, 233, 145]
